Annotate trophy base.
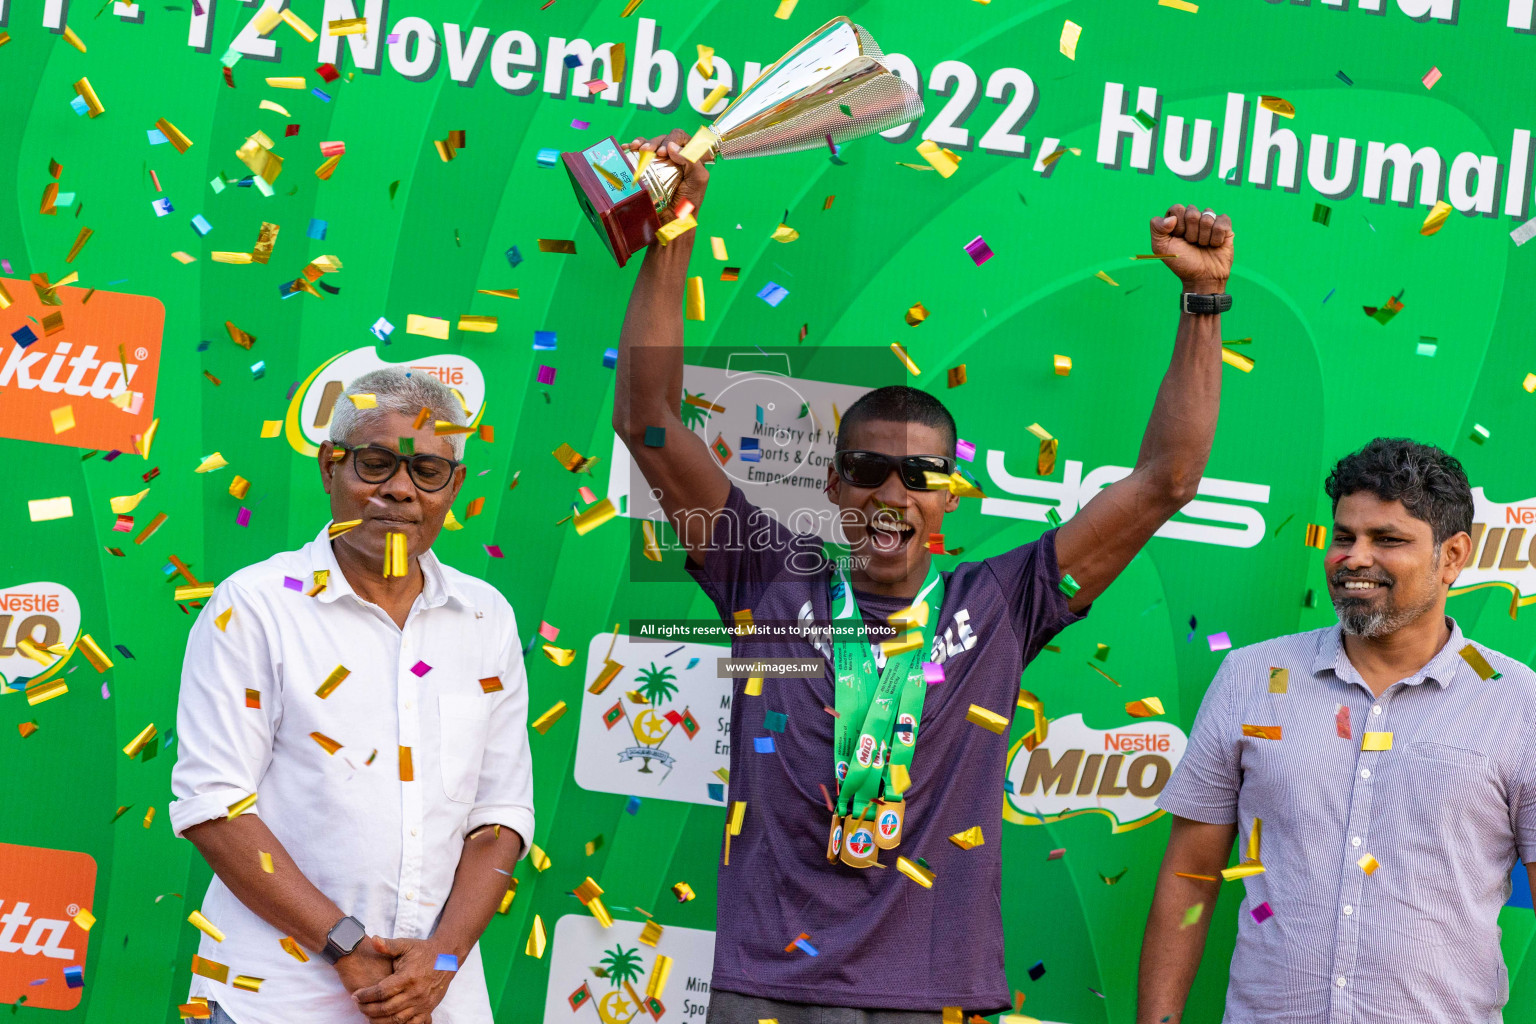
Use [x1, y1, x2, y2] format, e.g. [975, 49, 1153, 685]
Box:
[562, 137, 660, 268]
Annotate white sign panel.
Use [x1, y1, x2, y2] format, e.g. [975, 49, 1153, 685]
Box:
[543, 914, 716, 1024]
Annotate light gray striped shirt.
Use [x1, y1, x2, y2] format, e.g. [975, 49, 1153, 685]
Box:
[1158, 619, 1536, 1024]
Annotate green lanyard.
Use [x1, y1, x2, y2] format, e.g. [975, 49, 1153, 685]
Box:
[829, 561, 944, 818]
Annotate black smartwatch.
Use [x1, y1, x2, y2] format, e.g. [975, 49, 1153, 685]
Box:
[320, 915, 367, 964]
[1181, 291, 1233, 315]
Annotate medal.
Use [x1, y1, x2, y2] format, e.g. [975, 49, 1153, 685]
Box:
[873, 800, 904, 849]
[826, 812, 843, 863]
[839, 812, 878, 868]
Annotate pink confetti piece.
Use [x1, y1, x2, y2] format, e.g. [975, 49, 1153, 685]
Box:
[536, 365, 556, 385]
[387, 32, 399, 43]
[484, 544, 504, 558]
[963, 235, 994, 266]
[819, 783, 835, 811]
[320, 141, 346, 157]
[1207, 632, 1232, 652]
[410, 660, 432, 677]
[538, 621, 560, 642]
[283, 576, 304, 591]
[235, 507, 251, 527]
[1250, 901, 1274, 923]
[571, 119, 590, 130]
[955, 439, 976, 462]
[1335, 703, 1351, 740]
[1421, 66, 1441, 90]
[922, 661, 945, 685]
[1, 259, 11, 274]
[102, 682, 111, 699]
[1047, 848, 1065, 861]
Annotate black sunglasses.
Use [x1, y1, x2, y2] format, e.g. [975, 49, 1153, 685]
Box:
[832, 450, 956, 490]
[332, 444, 462, 493]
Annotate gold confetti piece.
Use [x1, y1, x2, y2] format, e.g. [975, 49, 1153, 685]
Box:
[1304, 523, 1327, 549]
[695, 43, 715, 77]
[261, 420, 282, 438]
[315, 155, 342, 180]
[525, 914, 547, 958]
[383, 531, 408, 578]
[1159, 0, 1199, 10]
[672, 881, 695, 903]
[49, 403, 78, 434]
[880, 630, 925, 658]
[887, 762, 912, 796]
[1242, 724, 1282, 740]
[1460, 644, 1500, 680]
[1221, 348, 1254, 373]
[190, 954, 229, 984]
[346, 393, 378, 411]
[1040, 146, 1081, 168]
[249, 5, 281, 33]
[702, 82, 731, 113]
[78, 634, 114, 672]
[638, 920, 664, 946]
[195, 452, 228, 473]
[123, 723, 158, 758]
[1016, 690, 1048, 750]
[633, 149, 656, 177]
[745, 676, 764, 696]
[310, 731, 341, 755]
[1361, 731, 1393, 751]
[64, 226, 93, 263]
[1095, 270, 1119, 286]
[188, 910, 225, 943]
[1220, 861, 1265, 881]
[529, 844, 551, 871]
[1420, 200, 1453, 236]
[477, 288, 519, 300]
[966, 704, 1008, 734]
[458, 314, 498, 333]
[1260, 96, 1295, 119]
[729, 800, 747, 835]
[890, 342, 921, 375]
[229, 476, 251, 499]
[644, 955, 674, 1001]
[73, 907, 96, 931]
[904, 302, 930, 326]
[232, 975, 264, 992]
[0, 280, 11, 309]
[774, 0, 798, 18]
[1059, 19, 1081, 58]
[156, 118, 194, 154]
[657, 214, 698, 244]
[259, 851, 274, 873]
[280, 936, 309, 961]
[771, 223, 799, 244]
[62, 24, 85, 51]
[1358, 853, 1380, 875]
[949, 826, 984, 850]
[328, 17, 366, 35]
[686, 276, 706, 320]
[574, 499, 618, 535]
[531, 701, 569, 733]
[281, 8, 317, 40]
[315, 665, 350, 699]
[327, 519, 362, 538]
[175, 584, 216, 602]
[942, 1011, 963, 1024]
[733, 608, 755, 635]
[1247, 818, 1262, 861]
[75, 78, 105, 117]
[679, 126, 717, 165]
[26, 678, 68, 705]
[621, 0, 644, 16]
[498, 882, 518, 913]
[538, 238, 578, 254]
[915, 139, 961, 177]
[265, 77, 306, 89]
[399, 746, 414, 781]
[1174, 871, 1219, 881]
[1125, 697, 1165, 718]
[1268, 667, 1288, 693]
[1053, 354, 1072, 375]
[896, 856, 935, 888]
[227, 793, 257, 817]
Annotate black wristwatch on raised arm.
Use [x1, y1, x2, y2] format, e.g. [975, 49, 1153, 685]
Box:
[320, 915, 367, 964]
[1181, 290, 1233, 315]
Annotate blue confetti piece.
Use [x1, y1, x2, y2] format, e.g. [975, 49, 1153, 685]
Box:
[740, 438, 759, 451]
[12, 326, 38, 348]
[1029, 960, 1046, 981]
[312, 88, 332, 102]
[1003, 779, 1015, 794]
[235, 176, 255, 188]
[63, 965, 84, 988]
[533, 330, 558, 350]
[115, 644, 134, 659]
[763, 711, 786, 732]
[371, 317, 395, 342]
[686, 657, 699, 670]
[70, 95, 90, 116]
[755, 404, 764, 423]
[602, 347, 618, 368]
[196, 340, 211, 352]
[753, 736, 775, 753]
[191, 214, 213, 236]
[307, 218, 328, 240]
[54, 192, 75, 207]
[434, 953, 459, 972]
[147, 128, 168, 145]
[505, 245, 524, 268]
[563, 53, 582, 68]
[626, 795, 642, 815]
[251, 361, 266, 379]
[756, 282, 789, 307]
[151, 197, 174, 217]
[536, 148, 560, 167]
[1322, 287, 1335, 304]
[707, 782, 724, 802]
[794, 938, 819, 956]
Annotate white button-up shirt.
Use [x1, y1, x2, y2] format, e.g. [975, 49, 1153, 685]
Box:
[169, 525, 535, 1024]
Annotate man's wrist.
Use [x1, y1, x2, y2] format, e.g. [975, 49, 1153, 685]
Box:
[1181, 278, 1227, 295]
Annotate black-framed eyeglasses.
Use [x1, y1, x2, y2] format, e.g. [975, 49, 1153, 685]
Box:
[832, 450, 956, 490]
[332, 444, 462, 492]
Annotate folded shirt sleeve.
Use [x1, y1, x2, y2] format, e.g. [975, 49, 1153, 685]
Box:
[169, 581, 281, 838]
[1156, 653, 1242, 825]
[465, 598, 536, 858]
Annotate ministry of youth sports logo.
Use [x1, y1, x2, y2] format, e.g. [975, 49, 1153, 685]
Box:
[846, 828, 875, 858]
[877, 808, 900, 840]
[836, 759, 849, 780]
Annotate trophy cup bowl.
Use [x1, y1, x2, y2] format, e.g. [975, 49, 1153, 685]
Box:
[562, 15, 925, 267]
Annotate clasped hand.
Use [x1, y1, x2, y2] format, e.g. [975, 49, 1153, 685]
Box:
[343, 935, 457, 1024]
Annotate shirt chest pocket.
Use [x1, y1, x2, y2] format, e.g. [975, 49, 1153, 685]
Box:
[438, 694, 491, 804]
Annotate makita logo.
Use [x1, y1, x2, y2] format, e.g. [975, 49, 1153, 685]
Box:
[0, 902, 77, 958]
[0, 340, 139, 397]
[1104, 732, 1171, 753]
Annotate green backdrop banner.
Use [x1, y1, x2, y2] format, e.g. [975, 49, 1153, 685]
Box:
[3, 0, 1535, 1021]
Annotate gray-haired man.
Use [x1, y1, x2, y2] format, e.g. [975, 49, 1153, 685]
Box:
[170, 368, 534, 1024]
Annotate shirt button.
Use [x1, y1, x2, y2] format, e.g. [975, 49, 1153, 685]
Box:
[1351, 836, 1362, 847]
[1336, 977, 1347, 988]
[1343, 905, 1354, 916]
[411, 828, 419, 837]
[406, 891, 416, 900]
[1360, 769, 1371, 779]
[405, 700, 413, 710]
[1371, 705, 1381, 715]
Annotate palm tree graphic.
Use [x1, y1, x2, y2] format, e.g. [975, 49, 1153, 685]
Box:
[631, 663, 679, 774]
[679, 390, 712, 430]
[599, 944, 645, 988]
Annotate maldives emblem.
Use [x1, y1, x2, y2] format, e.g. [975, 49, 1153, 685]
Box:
[896, 712, 916, 746]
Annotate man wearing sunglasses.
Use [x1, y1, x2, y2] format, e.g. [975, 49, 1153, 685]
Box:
[614, 132, 1235, 1023]
[170, 367, 534, 1024]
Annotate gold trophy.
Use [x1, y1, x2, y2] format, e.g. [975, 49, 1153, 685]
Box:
[562, 16, 924, 266]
